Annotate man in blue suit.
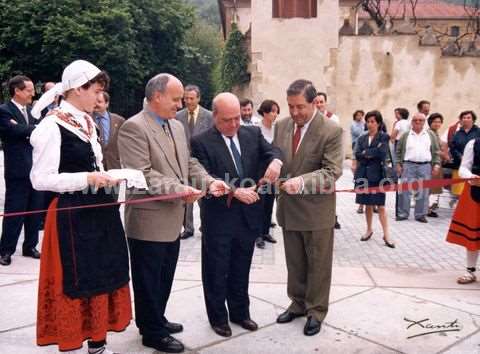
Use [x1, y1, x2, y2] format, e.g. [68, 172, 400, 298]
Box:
[0, 75, 43, 266]
[191, 93, 283, 338]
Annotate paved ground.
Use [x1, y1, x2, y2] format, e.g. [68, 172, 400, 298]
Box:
[0, 156, 479, 354]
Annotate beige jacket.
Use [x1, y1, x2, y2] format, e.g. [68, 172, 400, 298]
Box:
[273, 111, 344, 231]
[118, 110, 214, 242]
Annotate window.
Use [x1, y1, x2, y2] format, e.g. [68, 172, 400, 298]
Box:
[450, 26, 460, 37]
[272, 0, 317, 19]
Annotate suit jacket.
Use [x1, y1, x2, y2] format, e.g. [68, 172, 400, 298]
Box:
[0, 101, 37, 179]
[354, 132, 389, 185]
[118, 110, 214, 242]
[191, 126, 282, 235]
[273, 112, 343, 231]
[176, 105, 213, 142]
[97, 112, 125, 170]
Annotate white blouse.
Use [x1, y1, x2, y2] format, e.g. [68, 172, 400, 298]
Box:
[30, 101, 104, 193]
[459, 139, 477, 179]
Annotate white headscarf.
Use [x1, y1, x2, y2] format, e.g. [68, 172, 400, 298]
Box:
[31, 59, 101, 119]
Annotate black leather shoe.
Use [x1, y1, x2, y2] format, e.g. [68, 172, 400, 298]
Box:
[415, 216, 428, 223]
[180, 231, 194, 240]
[395, 216, 408, 221]
[212, 324, 232, 337]
[22, 248, 40, 259]
[165, 321, 183, 334]
[304, 316, 322, 336]
[334, 216, 341, 229]
[231, 318, 258, 331]
[142, 335, 184, 353]
[276, 310, 304, 324]
[0, 254, 11, 266]
[255, 237, 265, 249]
[427, 211, 438, 218]
[263, 234, 277, 243]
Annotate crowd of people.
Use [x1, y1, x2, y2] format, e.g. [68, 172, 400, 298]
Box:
[0, 59, 478, 353]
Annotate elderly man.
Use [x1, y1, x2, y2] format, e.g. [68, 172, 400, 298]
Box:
[396, 112, 441, 223]
[176, 84, 213, 239]
[118, 74, 229, 353]
[273, 80, 343, 336]
[191, 93, 282, 338]
[0, 75, 43, 266]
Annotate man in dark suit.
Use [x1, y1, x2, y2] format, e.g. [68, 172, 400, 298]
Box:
[0, 75, 43, 266]
[176, 85, 213, 239]
[93, 91, 125, 170]
[191, 92, 283, 337]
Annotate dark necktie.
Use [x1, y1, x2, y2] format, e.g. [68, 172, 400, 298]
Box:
[228, 136, 244, 179]
[292, 125, 302, 156]
[188, 111, 195, 135]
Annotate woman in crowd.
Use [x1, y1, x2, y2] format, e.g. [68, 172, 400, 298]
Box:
[351, 110, 366, 213]
[450, 110, 480, 197]
[255, 99, 280, 249]
[427, 113, 449, 217]
[390, 108, 410, 146]
[446, 136, 480, 284]
[352, 111, 394, 248]
[30, 60, 131, 353]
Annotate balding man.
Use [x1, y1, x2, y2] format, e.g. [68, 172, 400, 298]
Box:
[191, 93, 283, 338]
[118, 74, 229, 353]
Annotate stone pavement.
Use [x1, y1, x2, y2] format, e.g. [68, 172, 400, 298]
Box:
[0, 157, 479, 354]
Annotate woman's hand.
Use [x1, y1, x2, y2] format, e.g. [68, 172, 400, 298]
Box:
[87, 172, 120, 189]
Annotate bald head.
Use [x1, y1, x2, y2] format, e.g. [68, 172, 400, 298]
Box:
[212, 92, 241, 137]
[145, 73, 184, 119]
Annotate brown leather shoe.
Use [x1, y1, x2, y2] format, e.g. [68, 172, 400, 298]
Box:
[212, 324, 232, 337]
[231, 318, 258, 331]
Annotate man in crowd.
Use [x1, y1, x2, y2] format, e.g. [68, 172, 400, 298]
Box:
[417, 99, 431, 118]
[93, 92, 125, 171]
[313, 91, 342, 229]
[273, 79, 343, 336]
[176, 84, 213, 239]
[118, 73, 229, 353]
[240, 98, 260, 126]
[396, 112, 441, 223]
[191, 92, 282, 338]
[0, 75, 43, 266]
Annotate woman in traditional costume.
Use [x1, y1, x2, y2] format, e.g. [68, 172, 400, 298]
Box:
[30, 60, 131, 353]
[446, 137, 480, 284]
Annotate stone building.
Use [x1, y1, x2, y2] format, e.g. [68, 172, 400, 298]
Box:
[218, 0, 480, 151]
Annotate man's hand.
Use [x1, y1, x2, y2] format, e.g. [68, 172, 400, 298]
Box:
[233, 186, 260, 204]
[396, 164, 402, 177]
[432, 165, 441, 177]
[87, 172, 120, 189]
[280, 176, 303, 195]
[182, 186, 204, 204]
[209, 180, 231, 197]
[262, 159, 282, 184]
[470, 175, 480, 186]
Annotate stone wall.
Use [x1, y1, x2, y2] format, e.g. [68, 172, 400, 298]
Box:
[334, 35, 480, 149]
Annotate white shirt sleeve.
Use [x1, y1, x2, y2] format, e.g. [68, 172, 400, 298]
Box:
[30, 117, 89, 192]
[459, 139, 475, 179]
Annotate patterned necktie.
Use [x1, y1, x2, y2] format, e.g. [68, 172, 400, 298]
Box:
[292, 125, 302, 156]
[188, 111, 195, 135]
[228, 137, 244, 179]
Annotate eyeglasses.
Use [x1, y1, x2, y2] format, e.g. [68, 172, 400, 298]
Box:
[412, 119, 425, 123]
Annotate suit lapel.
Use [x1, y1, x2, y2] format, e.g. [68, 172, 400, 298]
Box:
[194, 107, 206, 135]
[291, 113, 322, 174]
[170, 121, 188, 178]
[237, 127, 250, 177]
[144, 113, 182, 178]
[8, 101, 27, 125]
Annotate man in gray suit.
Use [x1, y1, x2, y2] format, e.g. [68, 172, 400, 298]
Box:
[176, 84, 213, 239]
[118, 74, 229, 353]
[273, 79, 343, 337]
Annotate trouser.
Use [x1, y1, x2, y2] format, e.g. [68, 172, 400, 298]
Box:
[261, 190, 275, 235]
[128, 237, 180, 338]
[0, 178, 44, 255]
[398, 162, 432, 219]
[202, 227, 256, 326]
[283, 228, 334, 322]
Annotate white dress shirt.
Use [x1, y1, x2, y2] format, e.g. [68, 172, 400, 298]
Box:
[11, 99, 29, 123]
[459, 139, 477, 178]
[404, 129, 432, 163]
[30, 101, 104, 192]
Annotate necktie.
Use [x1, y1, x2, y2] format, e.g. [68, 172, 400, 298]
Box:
[292, 125, 302, 155]
[228, 137, 244, 179]
[188, 111, 195, 135]
[98, 116, 109, 145]
[21, 107, 29, 124]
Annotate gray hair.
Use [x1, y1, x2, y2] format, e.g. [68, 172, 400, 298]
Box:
[145, 74, 170, 101]
[185, 84, 201, 98]
[286, 79, 317, 103]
